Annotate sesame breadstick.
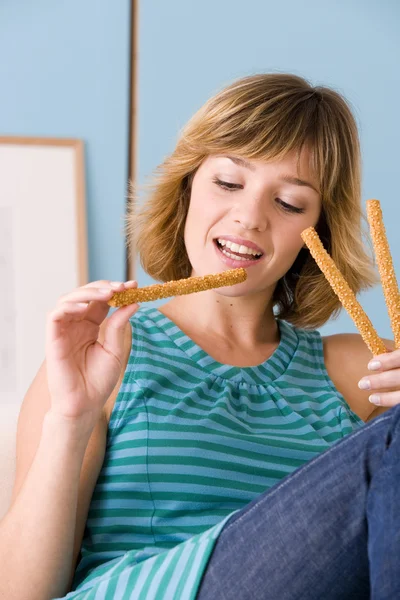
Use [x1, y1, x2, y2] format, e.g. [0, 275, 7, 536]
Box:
[301, 227, 386, 356]
[366, 199, 400, 348]
[108, 268, 247, 307]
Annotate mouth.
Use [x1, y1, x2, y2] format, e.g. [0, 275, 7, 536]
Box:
[213, 238, 264, 267]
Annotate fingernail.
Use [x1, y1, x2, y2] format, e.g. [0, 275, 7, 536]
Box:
[358, 379, 371, 390]
[110, 281, 123, 288]
[125, 280, 136, 285]
[368, 361, 381, 371]
[369, 394, 381, 405]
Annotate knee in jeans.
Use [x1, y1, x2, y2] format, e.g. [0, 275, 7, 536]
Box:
[386, 404, 400, 447]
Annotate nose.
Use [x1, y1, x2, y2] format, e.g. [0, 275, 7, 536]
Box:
[233, 196, 268, 232]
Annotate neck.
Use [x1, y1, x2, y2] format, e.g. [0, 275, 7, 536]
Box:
[161, 288, 279, 351]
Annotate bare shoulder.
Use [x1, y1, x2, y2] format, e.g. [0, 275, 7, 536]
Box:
[322, 333, 394, 422]
[100, 318, 133, 425]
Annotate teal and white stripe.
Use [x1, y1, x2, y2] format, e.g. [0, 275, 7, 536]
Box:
[56, 307, 363, 599]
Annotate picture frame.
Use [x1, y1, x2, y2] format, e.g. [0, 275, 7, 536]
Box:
[0, 136, 88, 404]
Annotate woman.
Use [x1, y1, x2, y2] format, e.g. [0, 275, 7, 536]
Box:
[1, 73, 399, 600]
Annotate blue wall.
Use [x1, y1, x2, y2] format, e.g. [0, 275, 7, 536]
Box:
[0, 0, 131, 283]
[136, 0, 400, 339]
[1, 1, 399, 339]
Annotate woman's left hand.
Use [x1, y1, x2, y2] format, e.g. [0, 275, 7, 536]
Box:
[358, 349, 400, 407]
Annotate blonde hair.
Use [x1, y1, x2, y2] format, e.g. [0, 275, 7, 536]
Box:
[126, 73, 378, 329]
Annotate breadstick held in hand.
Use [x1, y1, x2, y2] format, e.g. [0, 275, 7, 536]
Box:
[301, 227, 386, 356]
[366, 199, 400, 348]
[108, 268, 247, 307]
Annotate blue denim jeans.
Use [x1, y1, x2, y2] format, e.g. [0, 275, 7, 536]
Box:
[197, 405, 400, 600]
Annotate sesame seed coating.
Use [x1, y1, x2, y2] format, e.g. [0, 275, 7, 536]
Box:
[301, 227, 386, 356]
[366, 199, 400, 348]
[108, 268, 247, 307]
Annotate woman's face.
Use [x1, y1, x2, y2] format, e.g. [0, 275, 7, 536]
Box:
[183, 148, 322, 297]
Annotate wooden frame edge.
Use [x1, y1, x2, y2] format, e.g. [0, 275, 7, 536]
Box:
[126, 0, 139, 281]
[0, 136, 83, 147]
[74, 139, 89, 285]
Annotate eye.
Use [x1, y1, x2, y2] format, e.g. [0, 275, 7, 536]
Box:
[213, 177, 243, 191]
[276, 198, 305, 215]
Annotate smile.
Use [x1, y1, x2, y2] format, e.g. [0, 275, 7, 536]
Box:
[214, 239, 264, 267]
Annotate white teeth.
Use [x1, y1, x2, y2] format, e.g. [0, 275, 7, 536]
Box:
[221, 249, 251, 261]
[217, 238, 262, 257]
[229, 242, 241, 253]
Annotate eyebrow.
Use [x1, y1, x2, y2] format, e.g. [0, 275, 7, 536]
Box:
[222, 155, 319, 194]
[279, 174, 319, 194]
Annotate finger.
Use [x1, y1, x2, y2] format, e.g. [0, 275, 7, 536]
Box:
[53, 281, 136, 329]
[85, 281, 138, 324]
[57, 287, 117, 328]
[69, 280, 125, 292]
[63, 280, 136, 304]
[56, 281, 125, 308]
[358, 369, 400, 391]
[46, 302, 90, 348]
[58, 287, 115, 306]
[368, 390, 400, 407]
[368, 347, 400, 371]
[51, 301, 89, 322]
[101, 303, 139, 362]
[46, 281, 137, 348]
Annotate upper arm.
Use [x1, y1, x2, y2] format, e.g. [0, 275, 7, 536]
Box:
[10, 318, 133, 591]
[323, 333, 394, 422]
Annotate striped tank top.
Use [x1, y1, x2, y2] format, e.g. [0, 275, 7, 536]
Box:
[57, 306, 364, 600]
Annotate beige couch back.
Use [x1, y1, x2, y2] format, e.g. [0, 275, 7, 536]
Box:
[0, 402, 20, 520]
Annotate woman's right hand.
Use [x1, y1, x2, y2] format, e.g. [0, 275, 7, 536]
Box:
[45, 280, 139, 425]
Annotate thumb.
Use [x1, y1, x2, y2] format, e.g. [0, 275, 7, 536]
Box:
[101, 303, 139, 362]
